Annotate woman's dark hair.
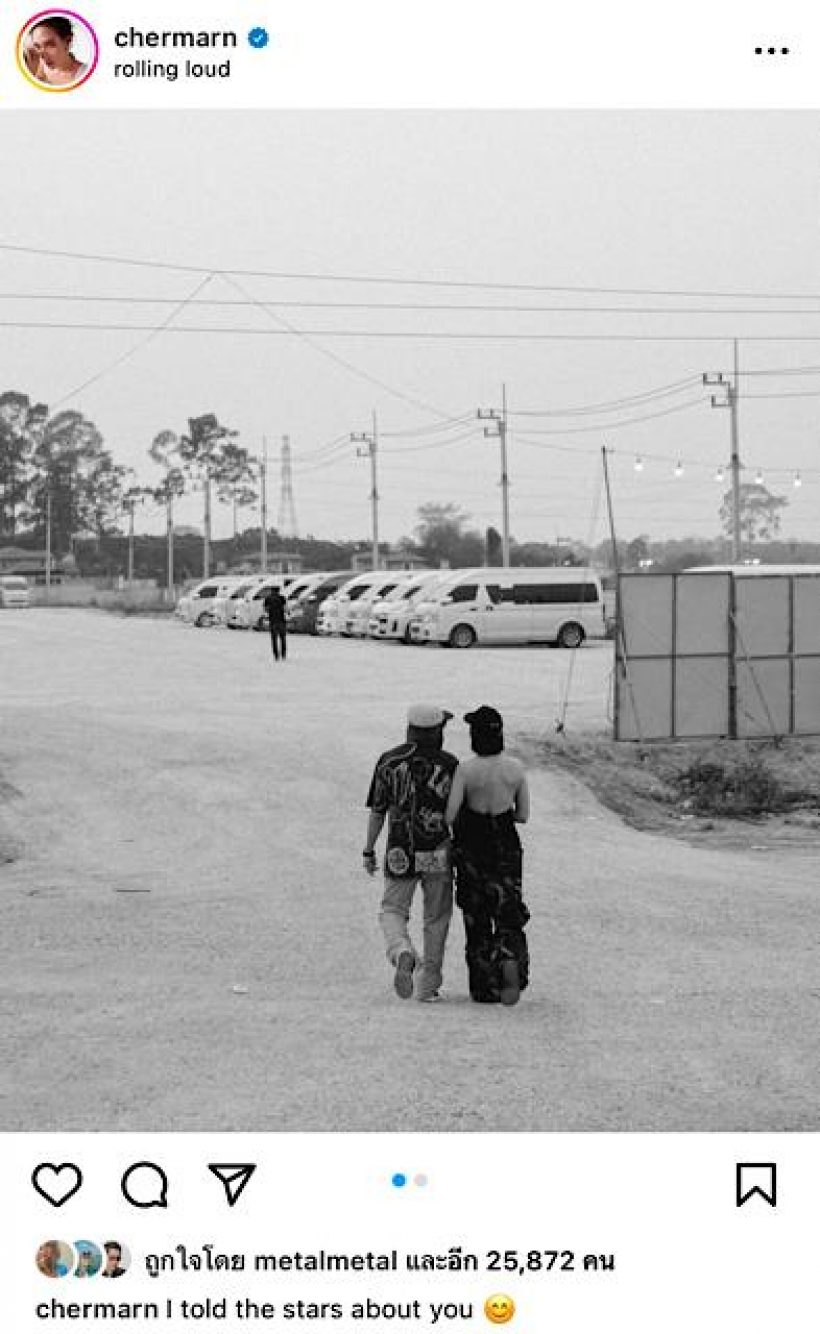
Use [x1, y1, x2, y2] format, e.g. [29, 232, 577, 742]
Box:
[469, 724, 503, 757]
[32, 15, 74, 41]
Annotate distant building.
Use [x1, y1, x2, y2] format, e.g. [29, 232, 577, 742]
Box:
[0, 546, 62, 583]
[350, 543, 431, 573]
[228, 551, 305, 576]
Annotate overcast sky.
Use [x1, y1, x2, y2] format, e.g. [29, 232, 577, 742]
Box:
[2, 111, 820, 546]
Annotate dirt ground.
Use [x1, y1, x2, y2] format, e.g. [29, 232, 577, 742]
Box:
[1, 610, 817, 1131]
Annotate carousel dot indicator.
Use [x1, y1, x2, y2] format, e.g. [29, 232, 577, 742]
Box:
[391, 1173, 407, 1188]
[414, 1174, 428, 1188]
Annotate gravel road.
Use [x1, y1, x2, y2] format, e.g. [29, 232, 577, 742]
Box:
[1, 610, 816, 1131]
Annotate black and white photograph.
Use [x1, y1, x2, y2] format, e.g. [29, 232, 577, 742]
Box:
[1, 112, 818, 1132]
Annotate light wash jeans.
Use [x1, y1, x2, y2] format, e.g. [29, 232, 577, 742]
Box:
[379, 866, 454, 1001]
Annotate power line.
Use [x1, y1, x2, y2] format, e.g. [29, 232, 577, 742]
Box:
[15, 291, 820, 316]
[515, 396, 707, 435]
[380, 414, 475, 438]
[15, 320, 820, 342]
[9, 240, 820, 300]
[218, 272, 462, 422]
[291, 426, 481, 476]
[510, 376, 701, 418]
[49, 272, 216, 409]
[383, 427, 481, 454]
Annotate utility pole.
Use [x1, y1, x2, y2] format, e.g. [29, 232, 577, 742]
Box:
[260, 436, 268, 574]
[704, 338, 742, 562]
[203, 467, 211, 578]
[166, 488, 174, 598]
[351, 411, 380, 570]
[478, 384, 511, 567]
[123, 485, 144, 589]
[127, 501, 135, 587]
[45, 483, 52, 603]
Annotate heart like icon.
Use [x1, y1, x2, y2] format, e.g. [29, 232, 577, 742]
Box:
[32, 1162, 83, 1207]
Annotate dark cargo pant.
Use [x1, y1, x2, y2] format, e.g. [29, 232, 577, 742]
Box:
[453, 809, 530, 1002]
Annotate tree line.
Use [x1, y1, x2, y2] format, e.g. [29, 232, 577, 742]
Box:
[0, 391, 257, 556]
[1, 388, 800, 579]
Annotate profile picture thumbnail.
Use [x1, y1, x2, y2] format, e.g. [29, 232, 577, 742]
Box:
[17, 10, 98, 91]
[101, 1241, 130, 1278]
[74, 1240, 103, 1277]
[35, 1240, 74, 1278]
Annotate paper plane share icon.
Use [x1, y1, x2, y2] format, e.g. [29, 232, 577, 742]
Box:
[208, 1163, 257, 1207]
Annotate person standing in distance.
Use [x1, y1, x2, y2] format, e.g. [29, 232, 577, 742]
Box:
[363, 705, 458, 1002]
[446, 705, 530, 1006]
[263, 584, 288, 662]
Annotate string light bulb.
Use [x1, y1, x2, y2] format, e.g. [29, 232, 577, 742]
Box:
[674, 460, 684, 478]
[755, 469, 764, 485]
[715, 465, 725, 483]
[793, 471, 803, 488]
[633, 454, 644, 472]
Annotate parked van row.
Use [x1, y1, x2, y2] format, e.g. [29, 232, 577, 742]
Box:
[176, 565, 605, 647]
[176, 566, 605, 647]
[175, 572, 352, 631]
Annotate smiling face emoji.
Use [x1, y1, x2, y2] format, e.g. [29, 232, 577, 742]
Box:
[484, 1294, 515, 1324]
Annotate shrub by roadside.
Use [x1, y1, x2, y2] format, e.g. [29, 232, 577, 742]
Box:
[522, 733, 820, 838]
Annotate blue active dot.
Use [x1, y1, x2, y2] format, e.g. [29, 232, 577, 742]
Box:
[248, 27, 270, 50]
[392, 1173, 407, 1188]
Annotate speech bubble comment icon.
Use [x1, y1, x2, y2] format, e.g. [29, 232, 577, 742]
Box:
[121, 1162, 169, 1209]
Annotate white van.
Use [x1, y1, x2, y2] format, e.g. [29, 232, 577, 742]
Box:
[175, 577, 248, 627]
[316, 571, 391, 636]
[227, 574, 301, 630]
[368, 572, 451, 641]
[287, 571, 353, 633]
[410, 567, 605, 648]
[213, 577, 267, 627]
[0, 574, 30, 608]
[342, 573, 416, 637]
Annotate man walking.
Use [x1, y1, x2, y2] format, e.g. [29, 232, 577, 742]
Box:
[446, 705, 530, 1006]
[363, 705, 458, 1002]
[263, 583, 288, 661]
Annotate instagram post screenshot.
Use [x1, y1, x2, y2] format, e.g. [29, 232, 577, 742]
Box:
[1, 2, 819, 1331]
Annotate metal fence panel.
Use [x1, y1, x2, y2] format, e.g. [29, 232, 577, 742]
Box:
[615, 658, 672, 740]
[794, 659, 820, 735]
[674, 658, 730, 737]
[676, 573, 730, 654]
[620, 574, 674, 657]
[735, 660, 792, 737]
[794, 576, 820, 654]
[734, 577, 789, 657]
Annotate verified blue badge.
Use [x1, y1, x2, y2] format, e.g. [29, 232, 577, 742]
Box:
[248, 27, 269, 49]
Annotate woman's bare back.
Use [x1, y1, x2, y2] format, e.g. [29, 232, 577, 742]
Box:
[460, 754, 529, 820]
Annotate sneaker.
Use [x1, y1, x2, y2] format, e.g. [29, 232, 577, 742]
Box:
[499, 959, 521, 1007]
[393, 951, 415, 1000]
[417, 992, 443, 1003]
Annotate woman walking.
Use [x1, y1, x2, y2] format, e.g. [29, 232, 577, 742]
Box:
[446, 706, 530, 1005]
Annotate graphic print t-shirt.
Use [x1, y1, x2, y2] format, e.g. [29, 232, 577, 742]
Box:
[366, 742, 458, 876]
